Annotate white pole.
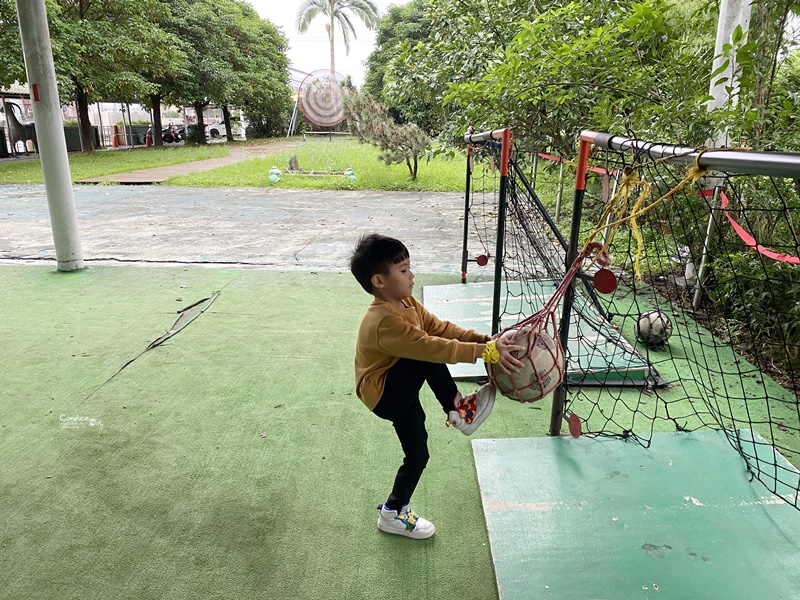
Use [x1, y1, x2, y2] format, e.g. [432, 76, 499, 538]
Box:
[15, 0, 83, 271]
[707, 0, 753, 147]
[695, 0, 752, 303]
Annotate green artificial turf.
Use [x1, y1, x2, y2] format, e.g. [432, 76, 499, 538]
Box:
[3, 263, 793, 599]
[1, 264, 540, 600]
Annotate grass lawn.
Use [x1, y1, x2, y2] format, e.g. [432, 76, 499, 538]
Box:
[167, 136, 467, 192]
[0, 145, 229, 184]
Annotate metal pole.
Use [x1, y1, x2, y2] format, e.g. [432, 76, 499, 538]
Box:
[15, 0, 83, 271]
[461, 143, 472, 283]
[126, 103, 133, 146]
[692, 186, 722, 309]
[585, 130, 800, 179]
[96, 103, 104, 148]
[554, 159, 565, 221]
[549, 136, 591, 436]
[490, 129, 511, 335]
[602, 176, 620, 245]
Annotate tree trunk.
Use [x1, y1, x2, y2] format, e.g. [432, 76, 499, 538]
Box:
[194, 102, 207, 144]
[328, 18, 335, 73]
[412, 154, 418, 180]
[749, 0, 790, 147]
[150, 93, 163, 148]
[222, 104, 234, 142]
[74, 79, 95, 152]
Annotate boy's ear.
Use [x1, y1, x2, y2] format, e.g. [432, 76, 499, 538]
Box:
[370, 273, 385, 290]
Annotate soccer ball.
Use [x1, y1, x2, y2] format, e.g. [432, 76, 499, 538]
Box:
[487, 325, 565, 403]
[635, 310, 673, 349]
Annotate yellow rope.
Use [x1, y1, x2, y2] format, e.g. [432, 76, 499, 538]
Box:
[579, 149, 713, 278]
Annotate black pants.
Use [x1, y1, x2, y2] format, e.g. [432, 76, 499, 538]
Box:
[372, 358, 459, 511]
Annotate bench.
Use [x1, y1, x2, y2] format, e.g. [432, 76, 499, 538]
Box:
[302, 131, 349, 142]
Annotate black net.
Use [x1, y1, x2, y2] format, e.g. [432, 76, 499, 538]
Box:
[567, 141, 800, 508]
[464, 138, 660, 388]
[463, 131, 800, 509]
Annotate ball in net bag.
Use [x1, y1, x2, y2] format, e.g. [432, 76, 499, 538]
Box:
[486, 325, 566, 403]
[635, 310, 673, 349]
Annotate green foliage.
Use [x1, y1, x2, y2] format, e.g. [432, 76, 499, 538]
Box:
[343, 89, 430, 179]
[227, 2, 293, 138]
[711, 251, 800, 370]
[667, 0, 800, 149]
[0, 0, 27, 88]
[164, 0, 239, 114]
[0, 0, 73, 91]
[443, 0, 717, 152]
[363, 0, 435, 129]
[768, 50, 800, 149]
[383, 0, 523, 144]
[371, 0, 765, 148]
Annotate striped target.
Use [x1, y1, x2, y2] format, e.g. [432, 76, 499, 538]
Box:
[298, 69, 346, 127]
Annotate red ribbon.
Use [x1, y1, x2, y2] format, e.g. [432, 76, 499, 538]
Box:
[699, 189, 800, 265]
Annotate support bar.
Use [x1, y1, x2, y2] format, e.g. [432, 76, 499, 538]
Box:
[464, 128, 508, 145]
[581, 130, 800, 179]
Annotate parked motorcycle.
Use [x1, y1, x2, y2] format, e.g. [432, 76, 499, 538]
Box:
[145, 123, 187, 146]
[162, 124, 184, 144]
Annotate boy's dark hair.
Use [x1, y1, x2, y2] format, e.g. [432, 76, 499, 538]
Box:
[349, 233, 409, 294]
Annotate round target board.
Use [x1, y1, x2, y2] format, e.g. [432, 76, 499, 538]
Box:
[298, 70, 347, 127]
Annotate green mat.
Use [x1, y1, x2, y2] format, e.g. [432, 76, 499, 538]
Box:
[0, 264, 518, 600]
[472, 430, 800, 600]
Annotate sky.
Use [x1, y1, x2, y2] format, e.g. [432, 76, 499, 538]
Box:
[248, 0, 404, 88]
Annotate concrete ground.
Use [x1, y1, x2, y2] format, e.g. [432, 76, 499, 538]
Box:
[0, 184, 468, 272]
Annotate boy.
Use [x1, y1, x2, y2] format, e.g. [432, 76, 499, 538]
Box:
[349, 233, 523, 540]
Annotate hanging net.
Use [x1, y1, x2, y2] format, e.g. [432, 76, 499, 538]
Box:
[463, 128, 800, 510]
[463, 134, 657, 389]
[565, 134, 800, 509]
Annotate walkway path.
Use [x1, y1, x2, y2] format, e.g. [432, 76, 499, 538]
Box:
[77, 143, 292, 184]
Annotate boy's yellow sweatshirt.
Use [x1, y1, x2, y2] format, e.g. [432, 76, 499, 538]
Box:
[354, 295, 490, 410]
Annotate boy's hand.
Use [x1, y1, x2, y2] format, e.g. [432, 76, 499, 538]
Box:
[494, 337, 526, 374]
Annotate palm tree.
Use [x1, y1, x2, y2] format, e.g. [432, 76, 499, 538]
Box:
[296, 0, 380, 74]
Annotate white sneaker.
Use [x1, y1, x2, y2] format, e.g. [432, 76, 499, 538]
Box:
[377, 504, 435, 540]
[447, 384, 496, 435]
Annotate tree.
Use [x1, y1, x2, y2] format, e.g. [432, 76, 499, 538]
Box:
[343, 89, 430, 179]
[363, 0, 435, 130]
[224, 1, 293, 140]
[53, 0, 179, 151]
[163, 0, 240, 144]
[380, 0, 525, 144]
[383, 0, 719, 151]
[295, 0, 379, 73]
[707, 0, 800, 148]
[0, 1, 28, 89]
[132, 1, 191, 148]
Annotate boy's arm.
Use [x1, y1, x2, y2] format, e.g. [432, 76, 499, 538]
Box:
[417, 302, 491, 344]
[377, 316, 478, 364]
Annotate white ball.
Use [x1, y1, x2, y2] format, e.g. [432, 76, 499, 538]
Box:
[487, 325, 565, 403]
[635, 310, 673, 349]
